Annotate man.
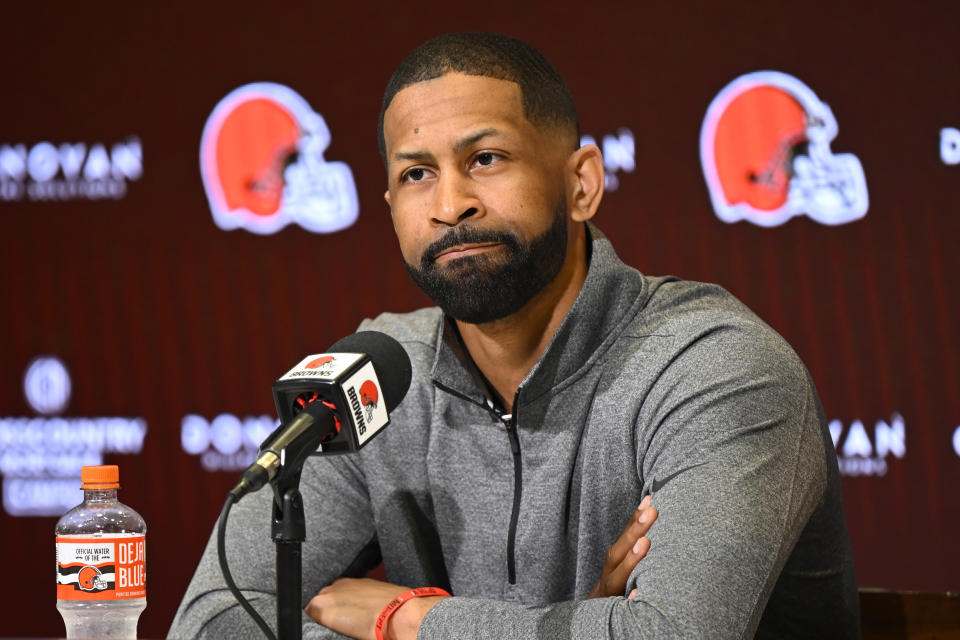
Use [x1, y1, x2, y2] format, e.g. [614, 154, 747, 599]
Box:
[170, 33, 859, 639]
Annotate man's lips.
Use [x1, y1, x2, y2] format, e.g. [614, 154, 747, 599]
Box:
[433, 242, 503, 263]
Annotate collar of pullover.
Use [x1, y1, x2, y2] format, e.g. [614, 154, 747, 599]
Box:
[429, 222, 649, 410]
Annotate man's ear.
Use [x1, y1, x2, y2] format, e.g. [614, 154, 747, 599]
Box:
[565, 144, 604, 223]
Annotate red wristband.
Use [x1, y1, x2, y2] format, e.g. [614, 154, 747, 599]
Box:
[374, 586, 451, 640]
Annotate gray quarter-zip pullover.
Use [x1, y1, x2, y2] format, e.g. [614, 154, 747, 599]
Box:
[169, 224, 858, 639]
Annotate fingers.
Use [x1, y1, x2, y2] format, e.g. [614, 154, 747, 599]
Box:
[304, 593, 326, 623]
[592, 534, 651, 599]
[609, 534, 650, 592]
[604, 496, 658, 573]
[613, 495, 649, 543]
[589, 497, 659, 598]
[598, 536, 650, 596]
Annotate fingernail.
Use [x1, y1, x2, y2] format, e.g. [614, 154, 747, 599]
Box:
[632, 539, 642, 554]
[638, 511, 648, 525]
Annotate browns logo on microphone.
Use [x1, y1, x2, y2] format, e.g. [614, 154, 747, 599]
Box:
[359, 380, 379, 423]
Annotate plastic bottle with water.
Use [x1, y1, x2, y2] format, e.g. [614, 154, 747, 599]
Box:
[56, 465, 147, 639]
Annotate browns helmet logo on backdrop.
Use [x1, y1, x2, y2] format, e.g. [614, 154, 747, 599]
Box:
[700, 71, 868, 227]
[200, 82, 358, 234]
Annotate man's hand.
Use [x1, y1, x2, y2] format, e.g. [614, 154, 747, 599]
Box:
[305, 577, 446, 640]
[587, 494, 658, 600]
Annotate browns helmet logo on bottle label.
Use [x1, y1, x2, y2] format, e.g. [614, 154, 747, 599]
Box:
[56, 535, 146, 601]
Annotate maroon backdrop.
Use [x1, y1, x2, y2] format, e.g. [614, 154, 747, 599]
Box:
[2, 2, 957, 637]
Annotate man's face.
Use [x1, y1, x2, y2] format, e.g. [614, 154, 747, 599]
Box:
[382, 73, 573, 324]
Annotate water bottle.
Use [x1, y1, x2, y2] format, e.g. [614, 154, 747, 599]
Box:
[56, 465, 147, 639]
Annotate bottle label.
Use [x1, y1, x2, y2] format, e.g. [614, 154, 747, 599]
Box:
[56, 534, 146, 601]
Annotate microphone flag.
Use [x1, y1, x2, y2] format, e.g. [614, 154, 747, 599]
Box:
[272, 350, 394, 455]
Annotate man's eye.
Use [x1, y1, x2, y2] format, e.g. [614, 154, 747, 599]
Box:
[403, 168, 426, 182]
[475, 152, 496, 166]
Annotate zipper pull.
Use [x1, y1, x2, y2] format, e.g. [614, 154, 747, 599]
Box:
[485, 397, 511, 425]
[485, 397, 521, 455]
[500, 413, 520, 455]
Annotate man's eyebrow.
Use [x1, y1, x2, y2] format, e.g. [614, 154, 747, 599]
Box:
[391, 128, 502, 164]
[393, 150, 435, 163]
[452, 128, 500, 154]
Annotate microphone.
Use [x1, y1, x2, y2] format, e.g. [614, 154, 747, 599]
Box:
[230, 331, 412, 499]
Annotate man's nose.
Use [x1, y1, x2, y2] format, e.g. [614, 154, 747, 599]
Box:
[432, 170, 482, 226]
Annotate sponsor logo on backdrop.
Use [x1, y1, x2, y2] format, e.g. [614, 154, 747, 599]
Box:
[181, 413, 277, 471]
[829, 413, 905, 477]
[941, 127, 960, 165]
[580, 127, 635, 192]
[200, 82, 358, 235]
[0, 137, 142, 202]
[0, 357, 148, 516]
[700, 71, 868, 227]
[24, 355, 71, 414]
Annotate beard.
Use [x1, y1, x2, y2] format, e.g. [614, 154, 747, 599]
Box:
[403, 198, 569, 324]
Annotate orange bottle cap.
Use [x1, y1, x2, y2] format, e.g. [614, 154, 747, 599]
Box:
[81, 465, 120, 489]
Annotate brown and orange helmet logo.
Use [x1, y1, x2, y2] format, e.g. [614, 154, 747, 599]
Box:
[359, 380, 379, 423]
[306, 356, 335, 370]
[700, 71, 868, 227]
[200, 83, 358, 235]
[77, 565, 108, 592]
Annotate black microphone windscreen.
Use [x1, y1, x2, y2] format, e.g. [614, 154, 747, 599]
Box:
[327, 331, 412, 412]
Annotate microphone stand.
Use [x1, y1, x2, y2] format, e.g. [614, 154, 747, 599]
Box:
[263, 403, 327, 640]
[271, 468, 306, 640]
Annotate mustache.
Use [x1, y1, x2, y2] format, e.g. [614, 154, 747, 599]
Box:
[420, 226, 520, 266]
